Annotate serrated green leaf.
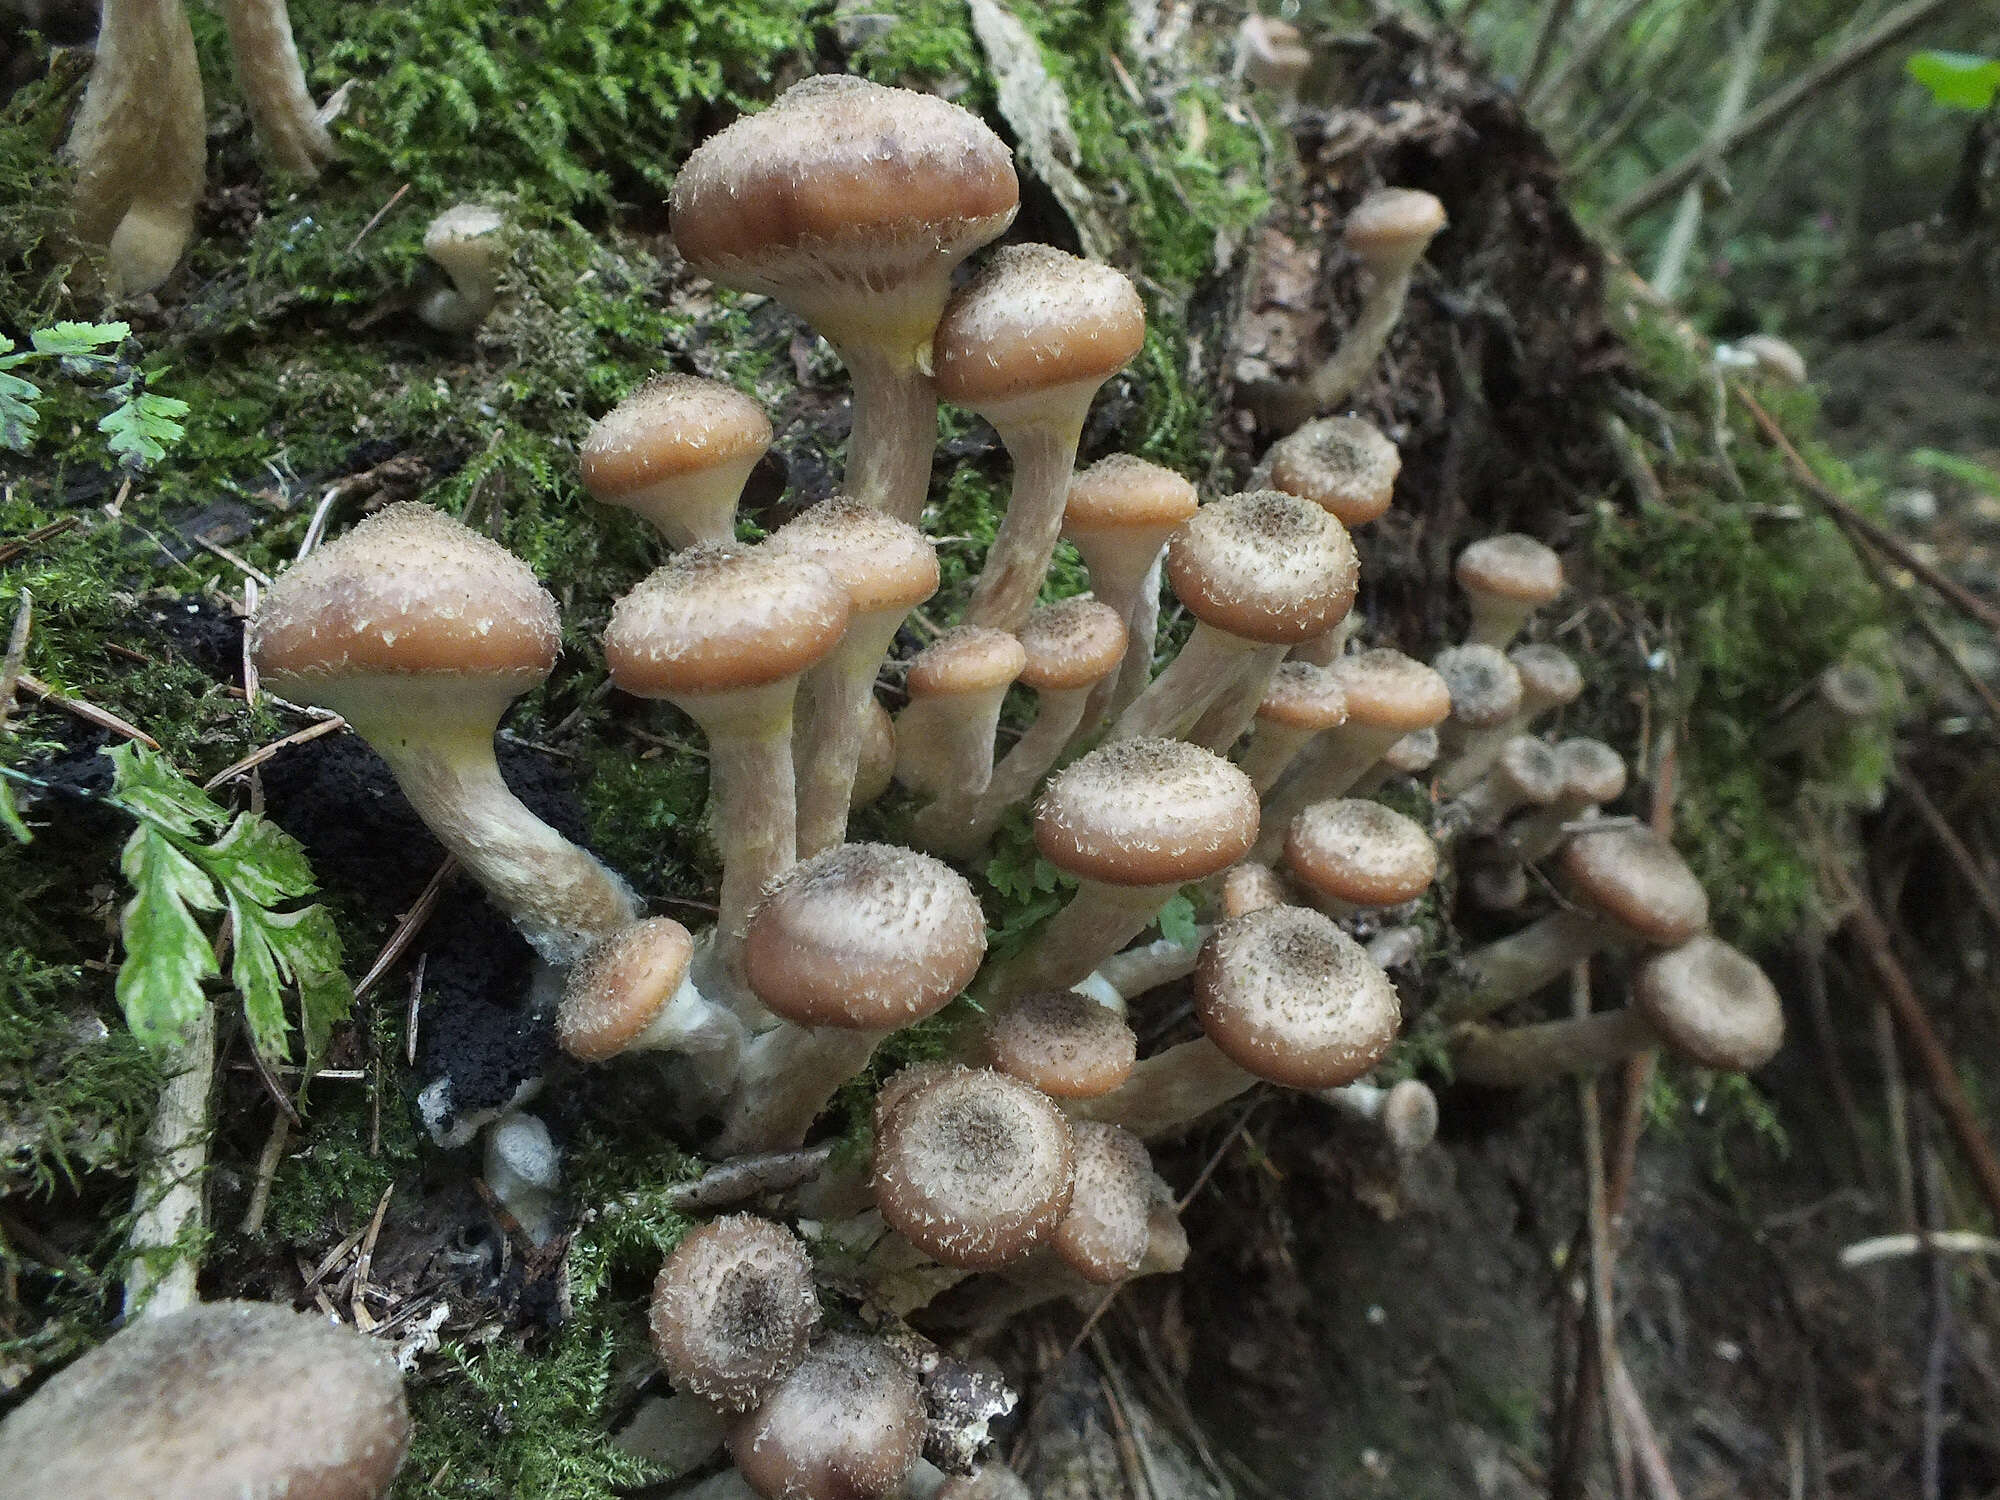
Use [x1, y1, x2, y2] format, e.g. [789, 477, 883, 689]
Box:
[0, 778, 30, 844]
[116, 822, 221, 1046]
[201, 812, 319, 905]
[230, 901, 292, 1063]
[0, 369, 40, 452]
[1907, 50, 2000, 112]
[105, 743, 229, 838]
[1156, 892, 1200, 949]
[99, 391, 190, 470]
[229, 898, 352, 1074]
[31, 320, 129, 355]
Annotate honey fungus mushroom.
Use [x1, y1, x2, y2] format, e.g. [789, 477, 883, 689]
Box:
[580, 375, 773, 548]
[728, 1333, 926, 1500]
[651, 1215, 820, 1414]
[1307, 187, 1448, 412]
[670, 76, 1018, 523]
[249, 503, 638, 963]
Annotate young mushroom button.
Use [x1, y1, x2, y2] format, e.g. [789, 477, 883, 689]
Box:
[1239, 660, 1349, 793]
[669, 76, 1019, 523]
[249, 502, 637, 964]
[580, 375, 773, 549]
[893, 626, 1027, 802]
[650, 1215, 820, 1414]
[1052, 1122, 1156, 1284]
[558, 917, 745, 1081]
[0, 1299, 410, 1497]
[1455, 534, 1564, 649]
[728, 1332, 925, 1500]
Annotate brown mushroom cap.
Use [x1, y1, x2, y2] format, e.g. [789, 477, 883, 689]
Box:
[1016, 597, 1128, 693]
[1062, 455, 1200, 542]
[906, 626, 1028, 701]
[1256, 660, 1349, 732]
[1330, 649, 1453, 732]
[933, 245, 1145, 411]
[1487, 735, 1564, 805]
[1052, 1122, 1154, 1284]
[1555, 738, 1627, 805]
[1284, 799, 1438, 909]
[1035, 738, 1259, 887]
[984, 990, 1137, 1099]
[579, 374, 773, 502]
[1165, 490, 1358, 645]
[1455, 534, 1563, 610]
[1633, 935, 1784, 1071]
[1381, 726, 1440, 774]
[650, 1215, 820, 1414]
[1222, 861, 1291, 918]
[1194, 906, 1400, 1088]
[1559, 824, 1709, 945]
[745, 844, 985, 1030]
[1509, 643, 1583, 714]
[558, 917, 697, 1063]
[0, 1300, 409, 1498]
[768, 498, 939, 616]
[669, 76, 1018, 303]
[1434, 644, 1524, 730]
[604, 542, 851, 698]
[1265, 416, 1401, 528]
[728, 1332, 925, 1500]
[1343, 187, 1448, 270]
[873, 1066, 1076, 1269]
[251, 502, 557, 690]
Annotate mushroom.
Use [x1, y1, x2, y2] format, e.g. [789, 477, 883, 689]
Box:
[984, 738, 1259, 999]
[557, 916, 746, 1079]
[651, 1215, 820, 1414]
[1440, 734, 1563, 839]
[1347, 724, 1440, 798]
[983, 988, 1138, 1101]
[1283, 798, 1438, 919]
[1728, 333, 1808, 388]
[1060, 455, 1201, 725]
[249, 503, 638, 963]
[1223, 860, 1291, 917]
[1259, 415, 1401, 664]
[1076, 906, 1400, 1138]
[937, 245, 1147, 633]
[1438, 642, 1582, 793]
[1050, 1121, 1155, 1284]
[603, 542, 850, 984]
[1454, 534, 1564, 650]
[1498, 737, 1629, 864]
[769, 499, 940, 856]
[483, 1109, 562, 1245]
[418, 203, 508, 333]
[892, 626, 1027, 802]
[217, 0, 336, 176]
[669, 76, 1019, 523]
[65, 0, 206, 298]
[1112, 490, 1357, 744]
[580, 375, 773, 549]
[728, 1332, 925, 1500]
[717, 844, 987, 1153]
[1317, 1076, 1439, 1157]
[1236, 14, 1313, 105]
[873, 1066, 1077, 1270]
[911, 596, 1126, 859]
[1448, 823, 1710, 1022]
[0, 1300, 409, 1495]
[1306, 188, 1448, 412]
[1237, 660, 1348, 793]
[1769, 661, 1887, 761]
[1432, 642, 1525, 762]
[1453, 935, 1784, 1087]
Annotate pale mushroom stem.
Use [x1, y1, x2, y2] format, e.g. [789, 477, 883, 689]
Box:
[1238, 721, 1318, 793]
[985, 880, 1181, 1001]
[713, 1025, 882, 1155]
[702, 730, 798, 966]
[1307, 266, 1418, 413]
[1188, 652, 1287, 754]
[1292, 614, 1363, 666]
[1074, 934, 1206, 1010]
[1443, 907, 1618, 1023]
[218, 0, 337, 175]
[1107, 550, 1166, 716]
[964, 417, 1087, 634]
[124, 1002, 216, 1321]
[794, 616, 905, 858]
[839, 340, 940, 526]
[1111, 625, 1282, 743]
[1453, 1007, 1656, 1088]
[897, 687, 1013, 800]
[1073, 1038, 1255, 1138]
[911, 686, 1093, 860]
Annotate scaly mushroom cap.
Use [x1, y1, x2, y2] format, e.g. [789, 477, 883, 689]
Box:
[250, 502, 558, 692]
[1016, 596, 1128, 693]
[1455, 534, 1563, 610]
[1035, 738, 1259, 887]
[1256, 660, 1348, 732]
[1381, 727, 1440, 775]
[1062, 455, 1200, 543]
[984, 989, 1137, 1099]
[650, 1215, 820, 1415]
[1265, 416, 1401, 528]
[1555, 738, 1627, 805]
[604, 543, 851, 697]
[558, 917, 697, 1063]
[1487, 736, 1564, 805]
[1633, 935, 1784, 1072]
[873, 1066, 1076, 1269]
[1166, 490, 1358, 645]
[933, 245, 1145, 410]
[744, 844, 986, 1030]
[669, 76, 1018, 302]
[1329, 649, 1453, 732]
[1559, 824, 1709, 945]
[1194, 906, 1400, 1088]
[905, 626, 1028, 701]
[423, 203, 504, 276]
[729, 1332, 924, 1500]
[580, 374, 772, 503]
[1434, 643, 1524, 730]
[0, 1300, 409, 1498]
[1509, 643, 1583, 714]
[1221, 861, 1291, 917]
[1284, 799, 1437, 909]
[768, 498, 940, 616]
[1342, 187, 1448, 272]
[1052, 1122, 1155, 1284]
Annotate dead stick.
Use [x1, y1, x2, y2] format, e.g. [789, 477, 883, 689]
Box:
[1610, 1347, 1684, 1500]
[1576, 960, 1635, 1499]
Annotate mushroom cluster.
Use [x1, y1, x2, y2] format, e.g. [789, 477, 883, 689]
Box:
[230, 71, 1786, 1498]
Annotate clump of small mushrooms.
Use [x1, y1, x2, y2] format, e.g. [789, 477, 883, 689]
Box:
[232, 70, 1790, 1498]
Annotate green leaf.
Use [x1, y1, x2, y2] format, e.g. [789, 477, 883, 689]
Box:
[116, 822, 221, 1046]
[31, 320, 129, 357]
[1911, 447, 2000, 497]
[1906, 50, 2000, 112]
[99, 391, 190, 470]
[0, 368, 40, 452]
[0, 778, 30, 844]
[229, 898, 352, 1073]
[201, 812, 320, 906]
[105, 743, 229, 838]
[1156, 892, 1200, 949]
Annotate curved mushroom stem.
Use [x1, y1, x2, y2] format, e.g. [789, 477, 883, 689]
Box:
[1073, 933, 1207, 1011]
[124, 1002, 215, 1321]
[794, 612, 907, 858]
[218, 0, 336, 175]
[895, 682, 1015, 802]
[1452, 1006, 1656, 1088]
[834, 338, 940, 526]
[1499, 800, 1602, 866]
[1187, 654, 1286, 756]
[911, 686, 1092, 860]
[1291, 614, 1364, 667]
[1111, 625, 1281, 744]
[984, 880, 1183, 1002]
[1071, 1038, 1256, 1138]
[1073, 546, 1166, 735]
[712, 1025, 882, 1156]
[1443, 907, 1618, 1023]
[1306, 267, 1417, 413]
[964, 410, 1089, 634]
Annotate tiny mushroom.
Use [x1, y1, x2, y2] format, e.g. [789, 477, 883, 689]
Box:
[1051, 1122, 1156, 1284]
[893, 626, 1028, 802]
[1454, 534, 1564, 650]
[1439, 642, 1582, 793]
[1238, 660, 1349, 793]
[1432, 642, 1525, 761]
[1442, 733, 1564, 838]
[1499, 736, 1629, 864]
[651, 1215, 820, 1414]
[558, 916, 746, 1079]
[580, 375, 773, 549]
[1284, 798, 1438, 919]
[1237, 15, 1313, 102]
[1307, 187, 1448, 411]
[728, 1332, 926, 1500]
[418, 203, 508, 333]
[1318, 1076, 1440, 1158]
